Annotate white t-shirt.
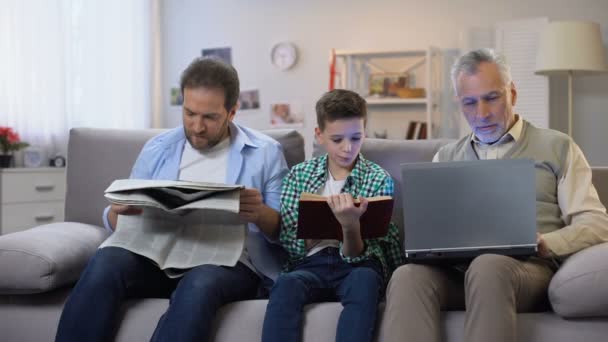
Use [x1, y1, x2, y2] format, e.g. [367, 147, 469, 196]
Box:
[306, 171, 344, 256]
[178, 137, 255, 272]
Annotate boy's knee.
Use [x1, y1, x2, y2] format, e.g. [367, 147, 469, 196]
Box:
[271, 271, 315, 295]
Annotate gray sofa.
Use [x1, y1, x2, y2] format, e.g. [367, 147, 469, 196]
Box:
[1, 127, 608, 342]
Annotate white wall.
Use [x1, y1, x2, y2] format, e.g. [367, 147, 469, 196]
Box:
[161, 0, 608, 164]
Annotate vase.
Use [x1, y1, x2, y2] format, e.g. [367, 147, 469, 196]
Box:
[0, 154, 13, 168]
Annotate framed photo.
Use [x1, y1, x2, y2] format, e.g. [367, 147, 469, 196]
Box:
[23, 146, 46, 168]
[369, 73, 409, 97]
[238, 90, 260, 110]
[202, 47, 232, 65]
[271, 103, 304, 127]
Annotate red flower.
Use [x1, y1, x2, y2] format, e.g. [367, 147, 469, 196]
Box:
[0, 126, 29, 153]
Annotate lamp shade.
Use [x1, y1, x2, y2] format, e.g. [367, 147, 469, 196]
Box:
[535, 21, 608, 75]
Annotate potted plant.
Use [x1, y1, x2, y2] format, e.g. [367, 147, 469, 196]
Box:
[0, 127, 29, 168]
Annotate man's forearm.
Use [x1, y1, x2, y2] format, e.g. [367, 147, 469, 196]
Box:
[107, 209, 117, 231]
[255, 204, 281, 240]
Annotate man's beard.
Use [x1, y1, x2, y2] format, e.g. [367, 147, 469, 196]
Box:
[185, 118, 230, 151]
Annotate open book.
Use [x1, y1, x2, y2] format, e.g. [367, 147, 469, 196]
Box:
[296, 192, 394, 241]
[100, 179, 246, 278]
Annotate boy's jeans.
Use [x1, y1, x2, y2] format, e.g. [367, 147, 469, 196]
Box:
[262, 247, 384, 342]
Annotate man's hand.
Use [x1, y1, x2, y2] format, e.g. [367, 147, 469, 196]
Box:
[239, 188, 281, 239]
[107, 204, 143, 231]
[239, 188, 264, 225]
[537, 233, 552, 258]
[110, 204, 143, 216]
[327, 194, 368, 233]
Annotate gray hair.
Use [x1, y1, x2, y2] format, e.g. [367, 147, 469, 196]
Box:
[450, 48, 512, 95]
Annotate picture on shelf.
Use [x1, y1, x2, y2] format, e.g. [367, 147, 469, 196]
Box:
[270, 103, 304, 127]
[202, 47, 232, 65]
[238, 90, 260, 110]
[369, 73, 408, 97]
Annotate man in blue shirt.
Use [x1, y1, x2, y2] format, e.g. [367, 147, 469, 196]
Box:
[56, 58, 289, 342]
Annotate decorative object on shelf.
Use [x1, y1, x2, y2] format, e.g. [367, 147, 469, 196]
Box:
[332, 48, 442, 139]
[50, 155, 66, 168]
[23, 146, 46, 168]
[329, 48, 339, 90]
[406, 121, 427, 140]
[271, 42, 298, 71]
[396, 87, 426, 99]
[0, 126, 29, 168]
[535, 21, 608, 138]
[373, 130, 388, 139]
[369, 73, 409, 97]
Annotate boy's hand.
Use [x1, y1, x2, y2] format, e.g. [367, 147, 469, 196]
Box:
[327, 194, 368, 232]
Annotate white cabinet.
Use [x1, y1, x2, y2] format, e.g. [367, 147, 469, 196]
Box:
[333, 47, 442, 139]
[0, 168, 66, 234]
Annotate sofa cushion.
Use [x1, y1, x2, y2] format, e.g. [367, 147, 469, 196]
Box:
[0, 222, 109, 294]
[549, 242, 608, 318]
[261, 128, 305, 169]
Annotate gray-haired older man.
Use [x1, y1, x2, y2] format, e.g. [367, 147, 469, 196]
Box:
[382, 48, 608, 342]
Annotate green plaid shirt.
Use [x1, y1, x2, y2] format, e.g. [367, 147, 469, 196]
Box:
[279, 153, 404, 280]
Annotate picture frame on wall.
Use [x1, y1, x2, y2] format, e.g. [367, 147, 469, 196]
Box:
[238, 90, 260, 110]
[202, 47, 232, 65]
[270, 103, 304, 127]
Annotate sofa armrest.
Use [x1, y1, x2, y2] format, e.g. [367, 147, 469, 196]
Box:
[0, 222, 109, 294]
[549, 242, 608, 318]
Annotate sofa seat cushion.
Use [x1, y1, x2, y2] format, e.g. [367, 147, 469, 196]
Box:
[0, 222, 109, 294]
[549, 242, 608, 318]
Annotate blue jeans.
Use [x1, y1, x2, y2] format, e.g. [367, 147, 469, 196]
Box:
[262, 247, 384, 342]
[55, 246, 260, 342]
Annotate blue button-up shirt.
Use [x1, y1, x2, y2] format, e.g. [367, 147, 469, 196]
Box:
[103, 122, 289, 280]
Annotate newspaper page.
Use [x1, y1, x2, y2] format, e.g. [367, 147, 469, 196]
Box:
[100, 179, 247, 278]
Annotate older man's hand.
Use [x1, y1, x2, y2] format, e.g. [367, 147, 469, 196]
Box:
[537, 233, 553, 258]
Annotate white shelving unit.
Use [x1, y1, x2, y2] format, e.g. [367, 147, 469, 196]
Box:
[333, 47, 442, 139]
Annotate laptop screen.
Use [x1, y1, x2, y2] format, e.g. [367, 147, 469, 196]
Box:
[400, 159, 537, 255]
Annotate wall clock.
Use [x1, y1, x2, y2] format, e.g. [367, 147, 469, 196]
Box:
[271, 42, 298, 71]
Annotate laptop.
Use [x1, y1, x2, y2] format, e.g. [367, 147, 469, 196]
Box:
[400, 159, 537, 262]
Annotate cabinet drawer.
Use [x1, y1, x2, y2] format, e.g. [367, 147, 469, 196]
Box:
[1, 171, 66, 204]
[1, 201, 65, 235]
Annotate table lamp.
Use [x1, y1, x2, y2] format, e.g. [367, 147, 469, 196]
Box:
[535, 21, 608, 137]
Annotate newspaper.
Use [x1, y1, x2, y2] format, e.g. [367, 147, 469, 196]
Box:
[100, 179, 247, 278]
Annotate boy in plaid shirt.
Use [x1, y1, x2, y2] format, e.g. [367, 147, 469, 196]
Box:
[261, 89, 403, 342]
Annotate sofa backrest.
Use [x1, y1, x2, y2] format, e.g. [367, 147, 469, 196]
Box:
[64, 127, 305, 226]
